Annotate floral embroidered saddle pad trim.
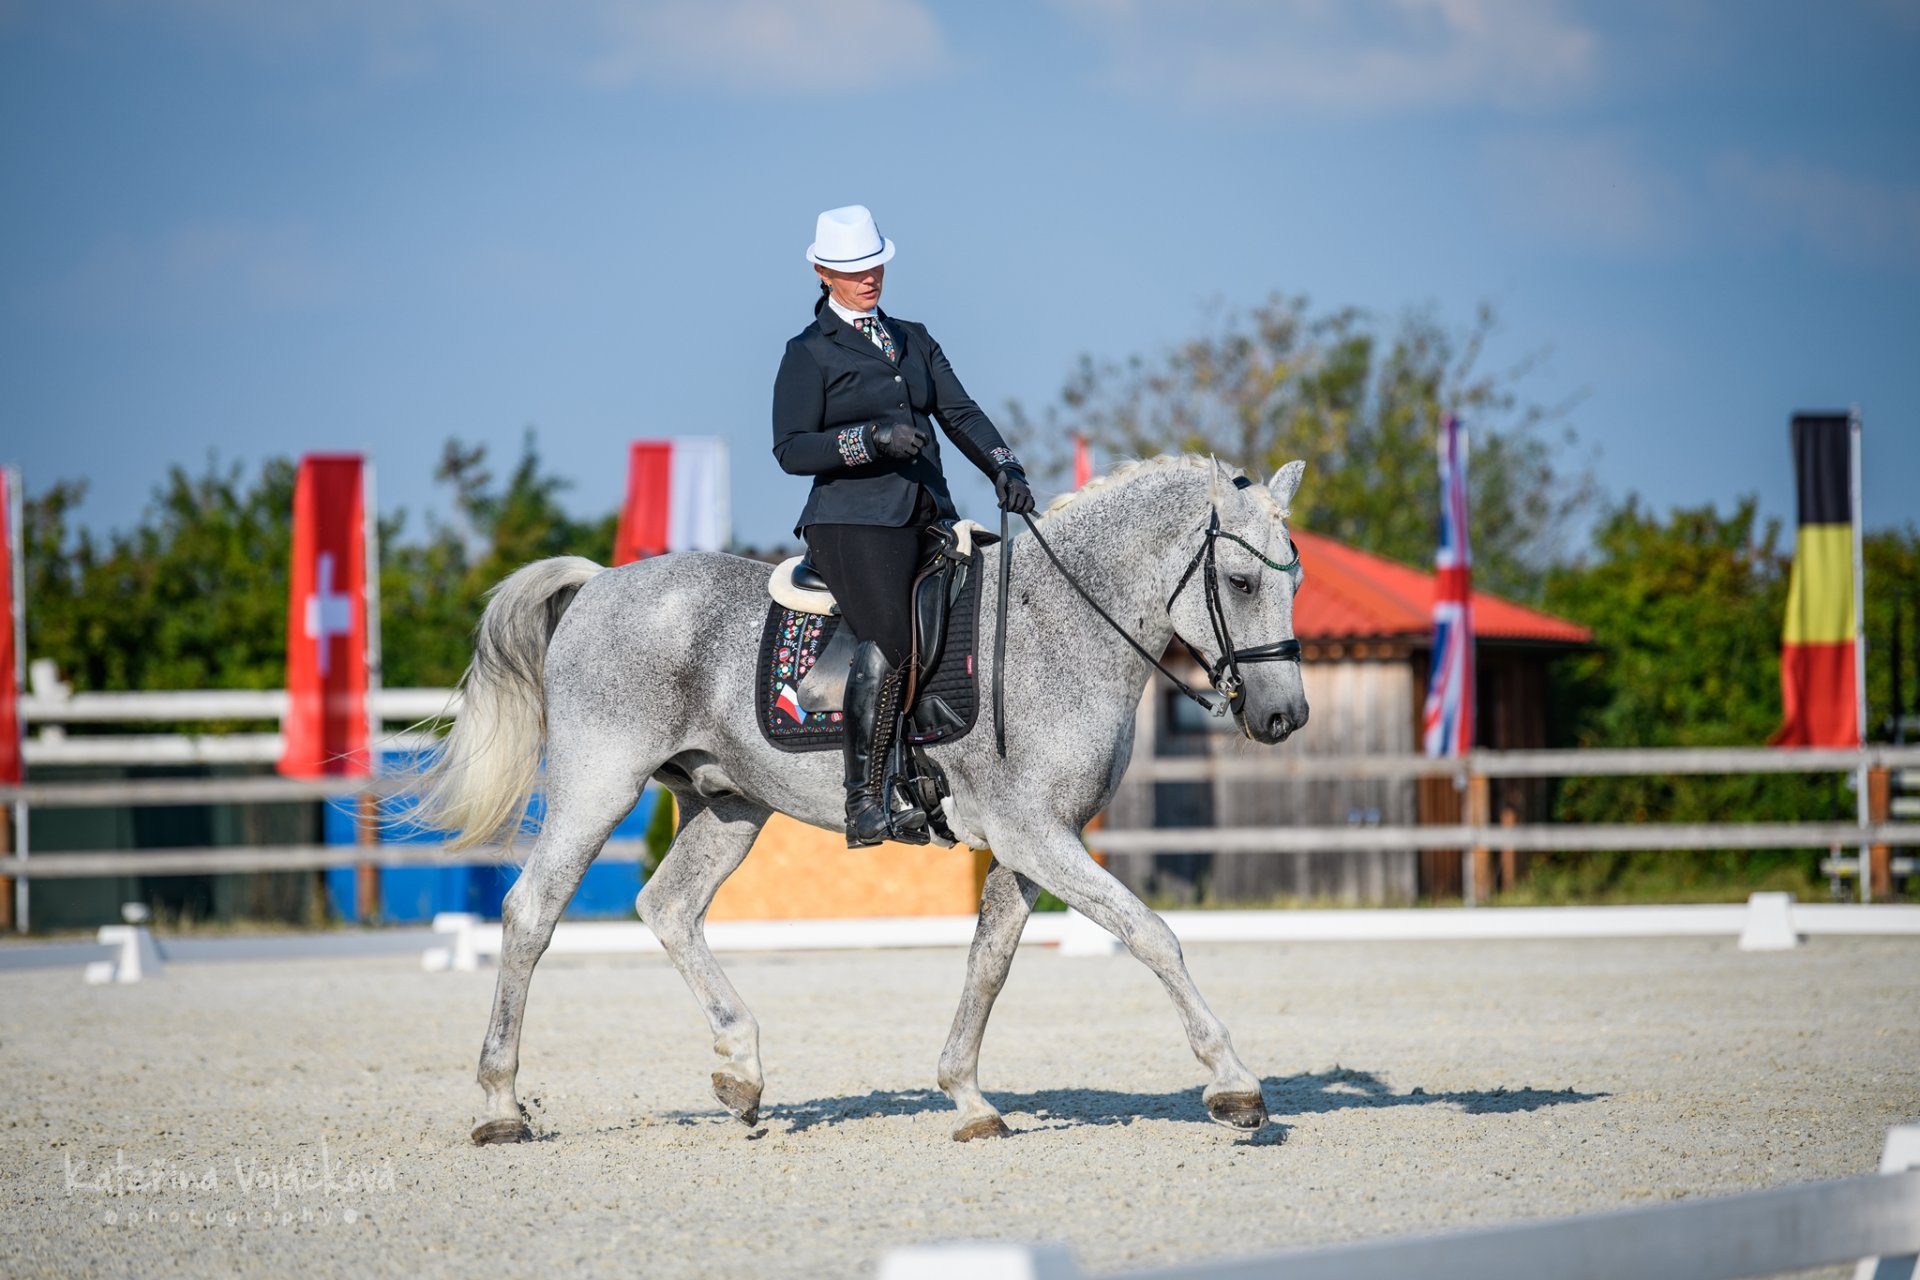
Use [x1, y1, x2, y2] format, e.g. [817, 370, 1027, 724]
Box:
[754, 549, 985, 755]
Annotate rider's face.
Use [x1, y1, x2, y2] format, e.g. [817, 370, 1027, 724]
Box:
[816, 263, 884, 312]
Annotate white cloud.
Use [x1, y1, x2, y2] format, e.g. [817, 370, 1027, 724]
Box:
[150, 0, 948, 91]
[587, 0, 945, 90]
[1480, 133, 1685, 253]
[1711, 153, 1920, 270]
[1057, 0, 1598, 113]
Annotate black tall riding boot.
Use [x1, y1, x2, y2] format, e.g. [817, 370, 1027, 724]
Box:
[842, 641, 898, 848]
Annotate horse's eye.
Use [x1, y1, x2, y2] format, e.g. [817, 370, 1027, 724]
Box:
[1228, 573, 1254, 595]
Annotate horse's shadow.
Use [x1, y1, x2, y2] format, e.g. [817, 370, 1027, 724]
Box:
[659, 1067, 1604, 1145]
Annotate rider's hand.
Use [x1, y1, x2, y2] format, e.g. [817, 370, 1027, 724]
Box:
[868, 422, 929, 460]
[995, 468, 1035, 514]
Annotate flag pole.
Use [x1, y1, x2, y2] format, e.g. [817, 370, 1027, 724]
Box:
[1849, 407, 1869, 902]
[356, 459, 384, 923]
[362, 459, 383, 774]
[6, 465, 27, 933]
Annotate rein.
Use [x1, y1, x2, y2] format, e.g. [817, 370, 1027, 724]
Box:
[992, 493, 1303, 758]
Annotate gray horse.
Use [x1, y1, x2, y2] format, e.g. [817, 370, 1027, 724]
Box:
[417, 454, 1310, 1145]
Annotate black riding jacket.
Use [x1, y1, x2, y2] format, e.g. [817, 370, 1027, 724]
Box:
[771, 302, 1023, 535]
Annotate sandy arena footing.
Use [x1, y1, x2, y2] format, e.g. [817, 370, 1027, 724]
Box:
[2, 935, 1916, 1277]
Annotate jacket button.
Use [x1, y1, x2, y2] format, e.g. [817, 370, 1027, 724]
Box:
[894, 375, 902, 383]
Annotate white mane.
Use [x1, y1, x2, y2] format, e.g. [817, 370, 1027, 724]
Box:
[1040, 453, 1282, 518]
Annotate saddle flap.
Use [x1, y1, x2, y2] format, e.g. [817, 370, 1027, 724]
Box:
[794, 625, 858, 712]
[769, 556, 838, 615]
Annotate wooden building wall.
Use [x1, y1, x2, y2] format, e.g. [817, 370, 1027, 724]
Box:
[1102, 656, 1420, 905]
[1104, 643, 1566, 905]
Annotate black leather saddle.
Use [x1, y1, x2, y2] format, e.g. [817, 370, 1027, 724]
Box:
[791, 519, 998, 741]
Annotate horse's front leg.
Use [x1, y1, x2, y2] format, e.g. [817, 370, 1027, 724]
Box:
[990, 827, 1268, 1129]
[636, 792, 771, 1125]
[937, 858, 1040, 1142]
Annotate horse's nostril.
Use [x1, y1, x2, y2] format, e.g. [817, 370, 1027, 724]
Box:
[1269, 713, 1291, 739]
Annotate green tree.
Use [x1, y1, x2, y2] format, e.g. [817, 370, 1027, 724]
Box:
[1005, 294, 1594, 601]
[1526, 498, 1920, 899]
[25, 432, 614, 695]
[25, 459, 295, 693]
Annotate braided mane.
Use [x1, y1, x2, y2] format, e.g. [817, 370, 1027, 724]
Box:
[1040, 454, 1281, 517]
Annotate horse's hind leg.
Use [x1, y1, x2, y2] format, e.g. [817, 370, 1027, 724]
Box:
[937, 858, 1040, 1142]
[472, 775, 643, 1145]
[992, 828, 1268, 1130]
[636, 790, 771, 1125]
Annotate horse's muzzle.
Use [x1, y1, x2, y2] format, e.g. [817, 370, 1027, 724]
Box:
[1262, 704, 1309, 744]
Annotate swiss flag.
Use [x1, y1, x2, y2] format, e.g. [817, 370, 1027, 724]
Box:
[0, 467, 19, 786]
[614, 438, 730, 565]
[280, 454, 369, 777]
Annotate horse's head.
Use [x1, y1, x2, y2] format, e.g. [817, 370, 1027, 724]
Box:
[1165, 458, 1310, 745]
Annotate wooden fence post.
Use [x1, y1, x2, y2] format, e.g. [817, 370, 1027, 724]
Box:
[1868, 766, 1892, 901]
[355, 790, 381, 924]
[1498, 802, 1521, 894]
[1467, 772, 1492, 905]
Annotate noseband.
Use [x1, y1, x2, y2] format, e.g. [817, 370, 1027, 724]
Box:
[991, 484, 1304, 756]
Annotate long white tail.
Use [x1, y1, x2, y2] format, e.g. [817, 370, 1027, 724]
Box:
[414, 555, 604, 851]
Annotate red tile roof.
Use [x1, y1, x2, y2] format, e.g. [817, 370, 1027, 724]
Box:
[1289, 529, 1591, 646]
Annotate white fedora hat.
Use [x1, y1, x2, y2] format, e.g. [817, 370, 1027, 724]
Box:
[806, 204, 895, 272]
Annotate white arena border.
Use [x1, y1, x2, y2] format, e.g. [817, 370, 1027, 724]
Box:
[877, 1127, 1920, 1280]
[414, 892, 1920, 973]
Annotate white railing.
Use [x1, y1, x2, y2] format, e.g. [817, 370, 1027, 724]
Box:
[3, 690, 1916, 905]
[19, 686, 459, 766]
[876, 1126, 1920, 1280]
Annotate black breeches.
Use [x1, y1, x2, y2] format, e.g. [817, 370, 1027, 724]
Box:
[805, 489, 936, 668]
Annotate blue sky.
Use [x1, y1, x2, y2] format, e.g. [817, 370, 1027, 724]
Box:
[3, 0, 1917, 555]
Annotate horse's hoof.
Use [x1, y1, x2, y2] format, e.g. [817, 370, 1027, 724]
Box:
[953, 1115, 1012, 1142]
[470, 1117, 532, 1145]
[1205, 1090, 1268, 1130]
[712, 1072, 761, 1126]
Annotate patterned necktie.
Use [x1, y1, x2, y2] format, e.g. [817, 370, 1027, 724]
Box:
[855, 316, 898, 363]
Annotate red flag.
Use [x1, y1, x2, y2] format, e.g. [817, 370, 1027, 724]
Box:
[0, 468, 20, 786]
[614, 439, 730, 565]
[1073, 435, 1093, 489]
[280, 455, 369, 778]
[614, 442, 672, 565]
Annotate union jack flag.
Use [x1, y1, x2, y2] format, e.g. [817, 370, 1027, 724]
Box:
[1422, 415, 1475, 757]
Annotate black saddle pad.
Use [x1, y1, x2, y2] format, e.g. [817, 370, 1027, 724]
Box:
[756, 551, 984, 754]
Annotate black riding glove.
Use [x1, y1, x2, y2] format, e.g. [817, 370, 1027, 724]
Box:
[995, 468, 1035, 514]
[868, 422, 929, 461]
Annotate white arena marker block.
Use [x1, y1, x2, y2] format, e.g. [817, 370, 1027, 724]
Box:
[431, 912, 488, 972]
[92, 925, 164, 983]
[1056, 909, 1122, 958]
[1738, 892, 1803, 952]
[876, 1242, 1078, 1280]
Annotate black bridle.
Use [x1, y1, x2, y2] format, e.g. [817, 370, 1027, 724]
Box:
[1163, 503, 1304, 716]
[993, 487, 1304, 757]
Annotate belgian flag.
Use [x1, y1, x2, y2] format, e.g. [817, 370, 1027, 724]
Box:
[1771, 413, 1859, 747]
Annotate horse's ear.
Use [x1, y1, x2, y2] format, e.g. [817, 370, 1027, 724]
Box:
[1268, 460, 1306, 515]
[1209, 455, 1236, 505]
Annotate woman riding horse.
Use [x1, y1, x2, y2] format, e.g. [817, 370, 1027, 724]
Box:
[771, 204, 1035, 848]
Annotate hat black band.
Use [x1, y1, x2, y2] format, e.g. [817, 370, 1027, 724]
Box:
[813, 241, 886, 264]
